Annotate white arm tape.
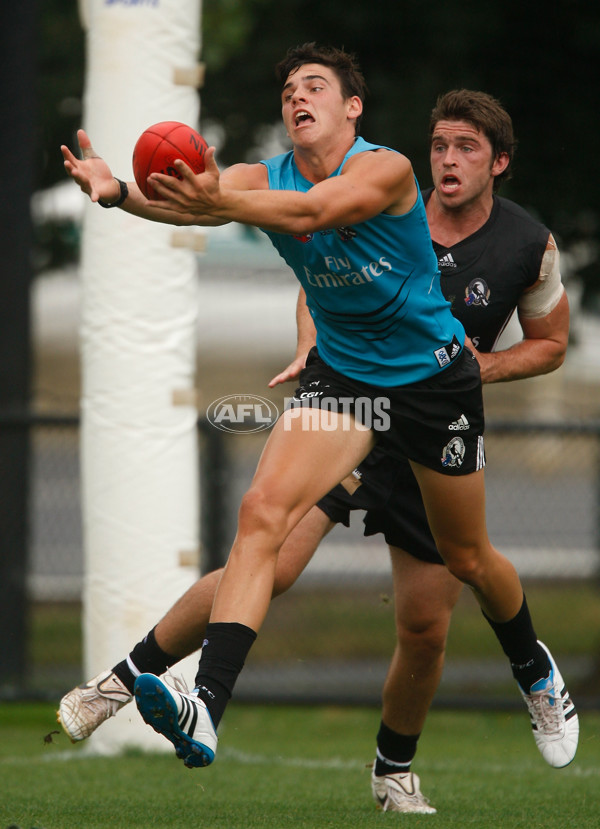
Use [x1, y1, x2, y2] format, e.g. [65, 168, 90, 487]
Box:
[518, 234, 565, 319]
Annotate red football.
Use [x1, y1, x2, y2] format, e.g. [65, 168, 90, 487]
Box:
[132, 121, 208, 199]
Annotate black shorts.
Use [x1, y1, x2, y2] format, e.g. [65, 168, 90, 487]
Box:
[291, 346, 485, 477]
[317, 446, 443, 565]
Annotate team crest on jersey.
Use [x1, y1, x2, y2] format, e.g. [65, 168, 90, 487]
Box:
[465, 278, 490, 307]
[293, 226, 356, 243]
[441, 436, 465, 468]
[335, 226, 357, 242]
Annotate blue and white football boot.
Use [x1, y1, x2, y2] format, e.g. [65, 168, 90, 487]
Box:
[134, 673, 217, 768]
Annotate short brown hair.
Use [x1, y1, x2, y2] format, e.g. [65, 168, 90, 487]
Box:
[276, 43, 368, 135]
[429, 89, 516, 190]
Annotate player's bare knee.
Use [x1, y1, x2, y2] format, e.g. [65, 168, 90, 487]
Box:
[238, 487, 288, 545]
[440, 548, 485, 589]
[397, 618, 448, 659]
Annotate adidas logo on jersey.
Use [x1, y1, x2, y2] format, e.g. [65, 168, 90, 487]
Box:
[448, 414, 470, 431]
[438, 252, 457, 268]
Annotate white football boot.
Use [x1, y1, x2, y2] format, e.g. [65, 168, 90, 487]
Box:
[371, 768, 436, 814]
[519, 641, 579, 768]
[57, 669, 132, 742]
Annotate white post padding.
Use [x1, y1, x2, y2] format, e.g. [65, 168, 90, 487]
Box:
[78, 0, 204, 754]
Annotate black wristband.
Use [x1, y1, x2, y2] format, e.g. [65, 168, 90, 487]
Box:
[98, 178, 129, 208]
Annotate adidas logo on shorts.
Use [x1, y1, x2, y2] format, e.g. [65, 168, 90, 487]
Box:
[448, 414, 470, 431]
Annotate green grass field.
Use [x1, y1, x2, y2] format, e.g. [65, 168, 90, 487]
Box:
[1, 702, 599, 828]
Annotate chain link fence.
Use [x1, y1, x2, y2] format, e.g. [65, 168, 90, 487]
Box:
[4, 413, 600, 708]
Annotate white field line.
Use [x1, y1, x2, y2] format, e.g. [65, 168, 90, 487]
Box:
[3, 746, 599, 778]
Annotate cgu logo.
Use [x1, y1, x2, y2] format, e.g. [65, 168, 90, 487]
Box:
[207, 395, 279, 434]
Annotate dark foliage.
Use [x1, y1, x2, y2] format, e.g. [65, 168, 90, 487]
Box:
[36, 0, 599, 289]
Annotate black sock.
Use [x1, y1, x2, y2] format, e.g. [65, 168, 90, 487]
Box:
[374, 721, 420, 776]
[194, 621, 257, 728]
[482, 595, 551, 692]
[112, 626, 177, 694]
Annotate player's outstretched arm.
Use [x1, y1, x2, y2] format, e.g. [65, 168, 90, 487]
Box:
[61, 129, 122, 205]
[146, 147, 416, 234]
[61, 129, 223, 226]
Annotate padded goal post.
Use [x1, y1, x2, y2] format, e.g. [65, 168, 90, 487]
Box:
[77, 0, 204, 754]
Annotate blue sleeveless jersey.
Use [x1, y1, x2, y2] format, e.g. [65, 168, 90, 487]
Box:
[260, 137, 464, 386]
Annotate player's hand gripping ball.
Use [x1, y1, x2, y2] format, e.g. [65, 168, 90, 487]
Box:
[132, 121, 208, 199]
